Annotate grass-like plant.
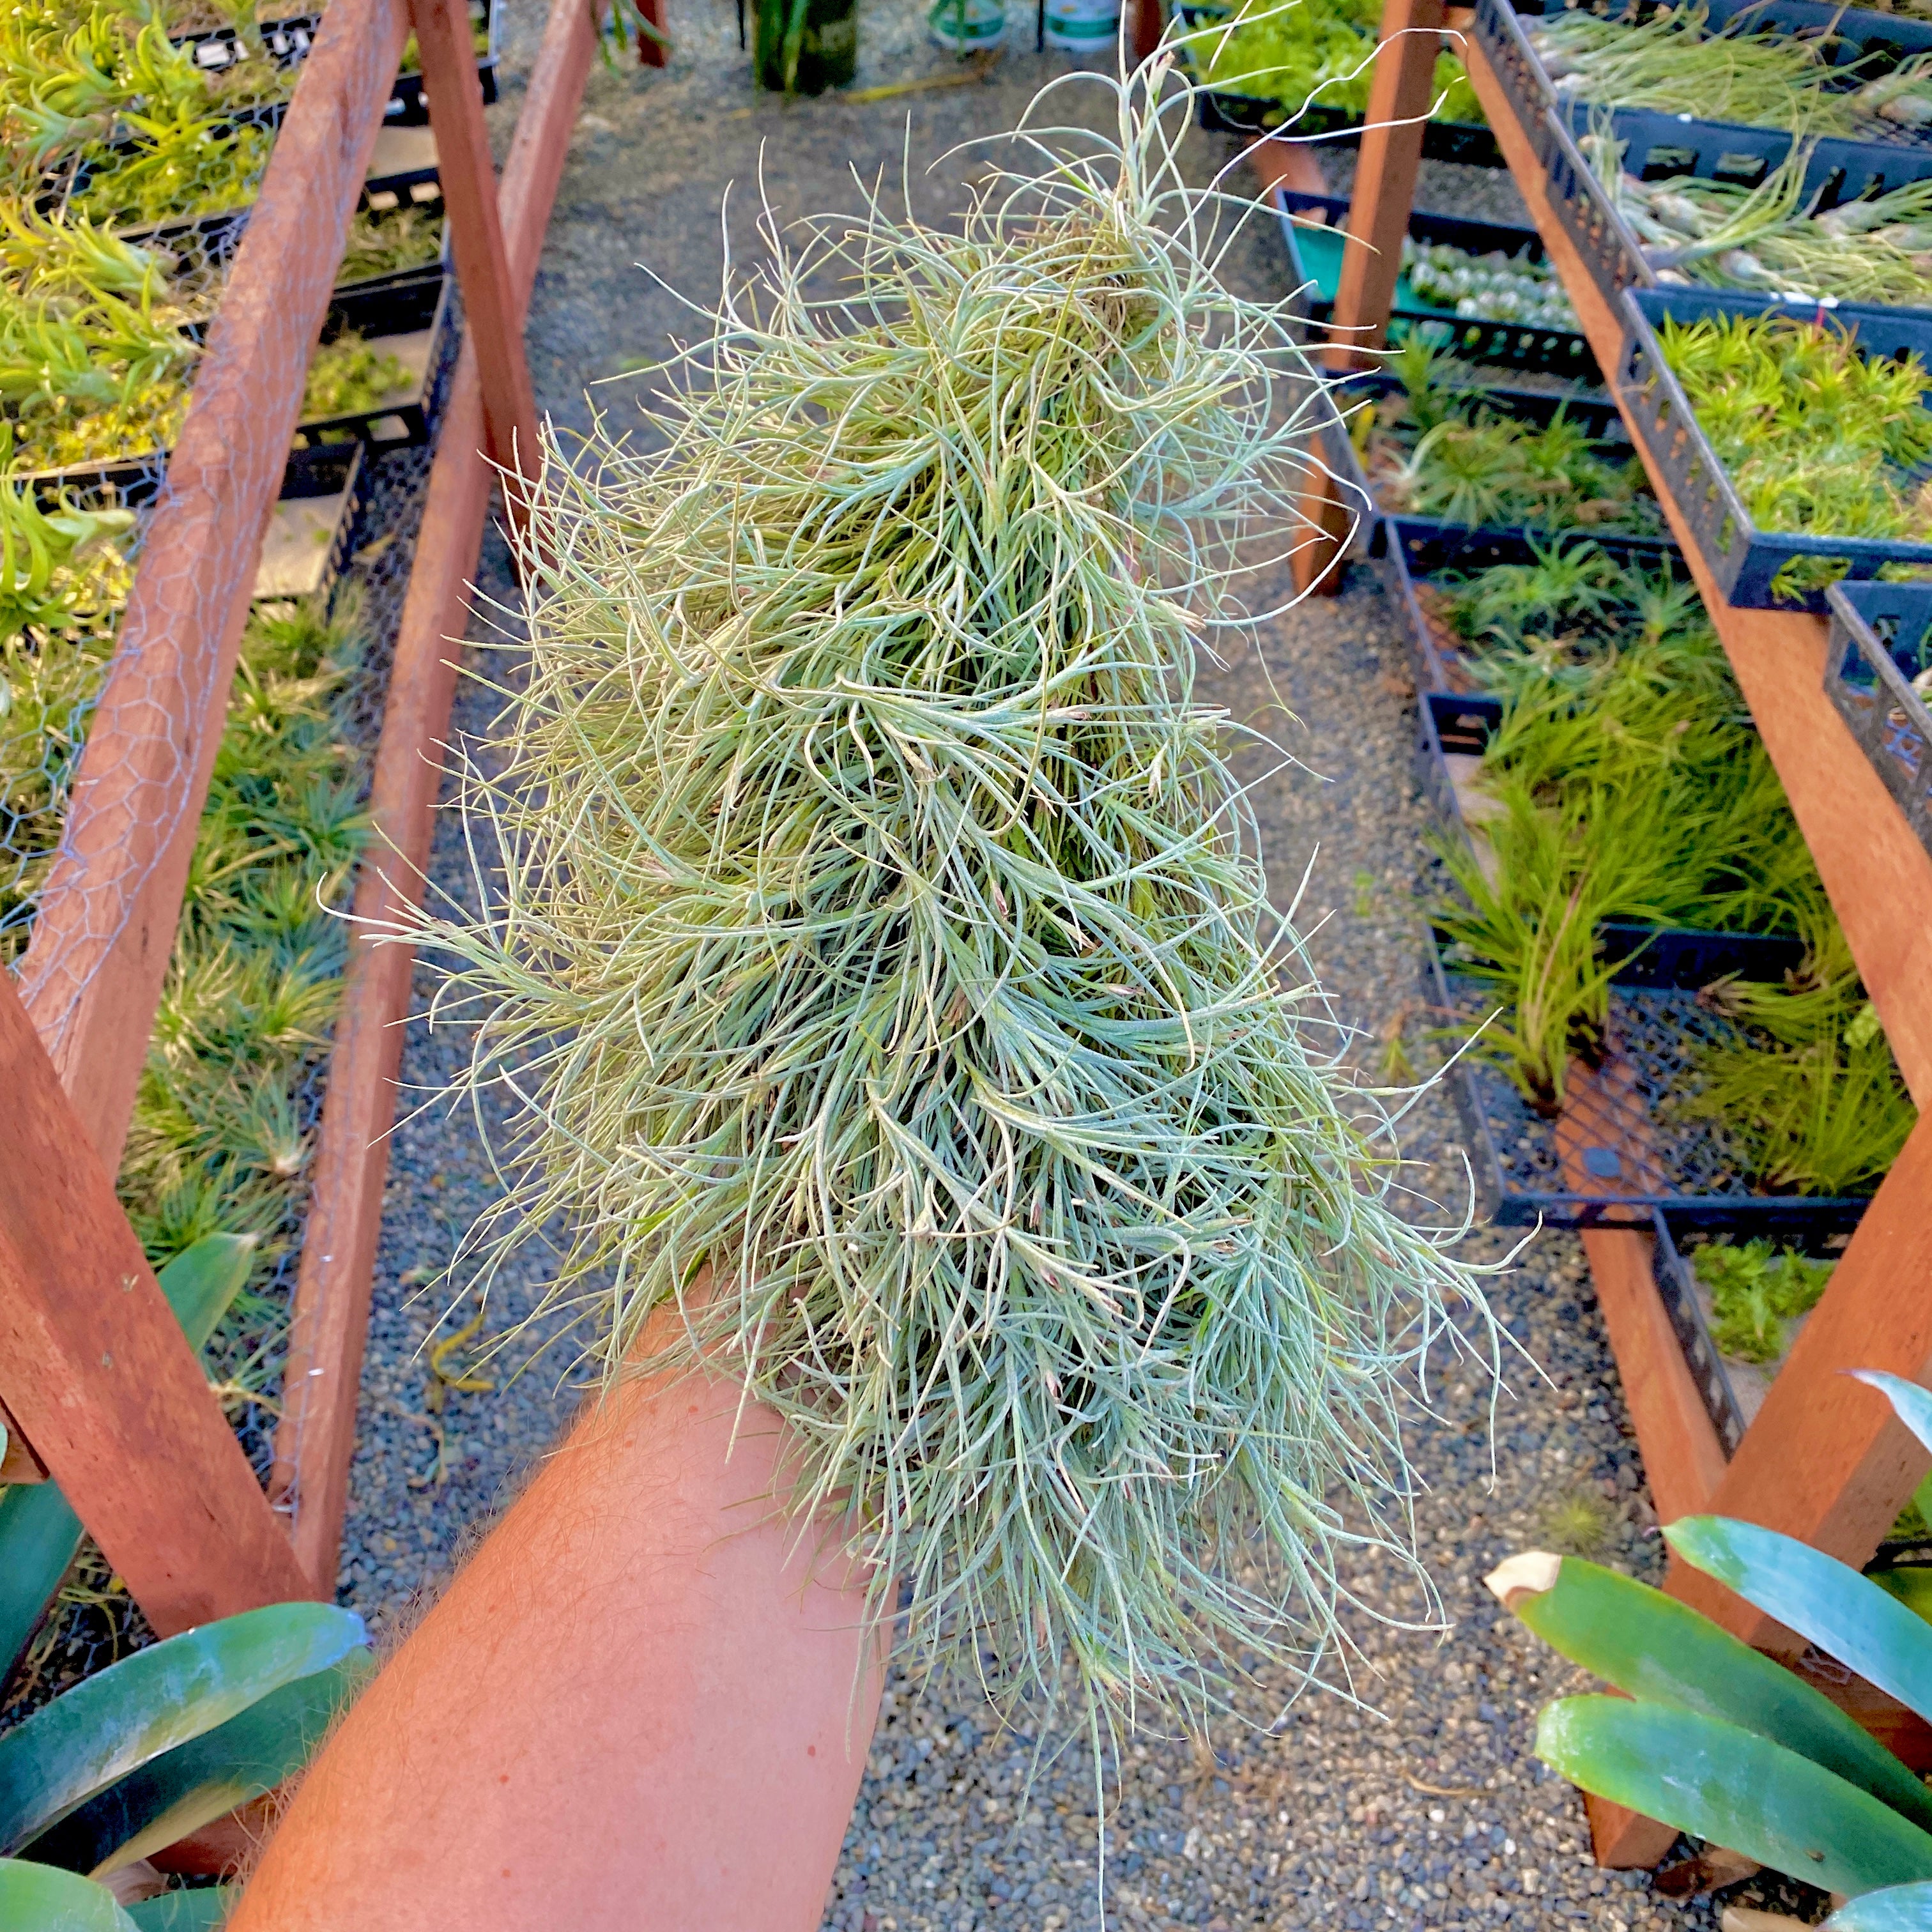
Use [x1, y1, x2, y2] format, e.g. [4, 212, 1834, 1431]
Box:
[405, 68, 1505, 1735]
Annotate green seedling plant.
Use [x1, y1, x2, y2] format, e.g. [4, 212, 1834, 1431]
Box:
[402, 65, 1509, 1740]
[1400, 236, 1577, 331]
[1658, 310, 1932, 601]
[1177, 0, 1481, 128]
[336, 205, 445, 286]
[1690, 1234, 1835, 1363]
[0, 1599, 370, 1924]
[1491, 1370, 1932, 1923]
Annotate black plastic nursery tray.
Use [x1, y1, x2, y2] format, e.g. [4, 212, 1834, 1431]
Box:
[1540, 105, 1932, 321]
[1616, 285, 1932, 610]
[1824, 579, 1932, 854]
[1275, 188, 1600, 379]
[294, 275, 454, 452]
[1321, 367, 1669, 558]
[172, 0, 499, 121]
[1384, 514, 1683, 687]
[1650, 1209, 1862, 1455]
[1423, 921, 1877, 1230]
[254, 441, 367, 602]
[1475, 0, 1932, 173]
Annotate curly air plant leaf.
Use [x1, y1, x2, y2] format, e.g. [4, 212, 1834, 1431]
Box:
[402, 60, 1505, 1737]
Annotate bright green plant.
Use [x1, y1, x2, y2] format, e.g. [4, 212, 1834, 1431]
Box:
[1494, 1370, 1932, 1920]
[1692, 1235, 1834, 1363]
[0, 1599, 368, 1924]
[404, 69, 1506, 1735]
[297, 333, 413, 420]
[1365, 364, 1659, 535]
[1657, 310, 1932, 601]
[1179, 0, 1482, 128]
[336, 206, 445, 286]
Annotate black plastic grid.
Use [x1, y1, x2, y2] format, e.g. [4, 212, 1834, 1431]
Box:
[1617, 286, 1932, 611]
[1274, 187, 1600, 380]
[1541, 104, 1932, 322]
[1824, 579, 1932, 855]
[1423, 928, 1878, 1230]
[1647, 1210, 1752, 1456]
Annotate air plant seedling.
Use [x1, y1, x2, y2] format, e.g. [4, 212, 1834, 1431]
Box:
[402, 63, 1507, 1740]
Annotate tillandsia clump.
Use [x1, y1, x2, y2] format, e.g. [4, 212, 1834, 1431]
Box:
[1524, 6, 1932, 138]
[1177, 0, 1482, 130]
[1358, 342, 1659, 534]
[1658, 309, 1932, 601]
[410, 66, 1506, 1735]
[1581, 125, 1932, 309]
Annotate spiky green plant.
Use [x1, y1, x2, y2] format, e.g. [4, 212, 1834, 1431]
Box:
[403, 69, 1505, 1735]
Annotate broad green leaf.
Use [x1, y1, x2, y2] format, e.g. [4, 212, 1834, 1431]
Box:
[1496, 1553, 1932, 1831]
[1853, 1372, 1932, 1462]
[25, 1652, 372, 1879]
[1830, 1880, 1932, 1929]
[0, 1859, 137, 1930]
[1537, 1697, 1932, 1896]
[1667, 1518, 1932, 1726]
[125, 1886, 234, 1930]
[0, 1236, 257, 1678]
[0, 1603, 367, 1857]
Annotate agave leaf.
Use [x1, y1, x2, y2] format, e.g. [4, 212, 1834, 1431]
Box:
[0, 1236, 257, 1682]
[0, 1604, 367, 1857]
[1828, 1880, 1932, 1929]
[1853, 1371, 1932, 1461]
[24, 1652, 372, 1880]
[1537, 1697, 1932, 1896]
[1492, 1552, 1932, 1830]
[0, 1859, 137, 1930]
[1667, 1517, 1932, 1726]
[125, 1890, 234, 1931]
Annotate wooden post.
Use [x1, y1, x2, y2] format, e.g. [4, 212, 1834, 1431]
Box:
[1292, 0, 1443, 597]
[1131, 0, 1164, 65]
[0, 977, 313, 1632]
[272, 0, 607, 1585]
[408, 0, 544, 555]
[1670, 1114, 1932, 1650]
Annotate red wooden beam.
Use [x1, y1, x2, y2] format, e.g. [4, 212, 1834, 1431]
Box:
[272, 0, 606, 1585]
[15, 0, 411, 1171]
[408, 0, 542, 553]
[0, 977, 311, 1633]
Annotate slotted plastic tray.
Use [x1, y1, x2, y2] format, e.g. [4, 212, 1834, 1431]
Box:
[1423, 923, 1877, 1230]
[1823, 579, 1932, 854]
[1542, 104, 1932, 320]
[1616, 286, 1932, 609]
[1275, 188, 1599, 379]
[1320, 367, 1667, 554]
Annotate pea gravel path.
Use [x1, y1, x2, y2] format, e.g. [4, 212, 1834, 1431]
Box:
[332, 7, 1827, 1926]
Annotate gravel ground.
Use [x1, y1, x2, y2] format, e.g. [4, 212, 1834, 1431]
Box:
[333, 10, 1825, 1927]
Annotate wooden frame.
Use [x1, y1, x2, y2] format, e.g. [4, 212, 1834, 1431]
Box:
[1317, 2, 1932, 1866]
[0, 0, 602, 1650]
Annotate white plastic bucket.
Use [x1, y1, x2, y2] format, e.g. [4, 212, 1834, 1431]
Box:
[1043, 0, 1118, 49]
[927, 0, 1005, 50]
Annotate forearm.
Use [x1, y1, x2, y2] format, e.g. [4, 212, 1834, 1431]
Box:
[229, 1356, 882, 1931]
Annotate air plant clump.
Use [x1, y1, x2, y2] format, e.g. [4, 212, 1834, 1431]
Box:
[1400, 237, 1577, 331]
[1177, 0, 1482, 129]
[1358, 342, 1659, 534]
[1658, 309, 1932, 600]
[408, 72, 1505, 1735]
[1581, 126, 1932, 309]
[336, 205, 446, 286]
